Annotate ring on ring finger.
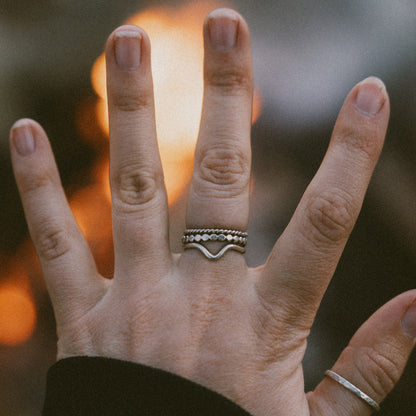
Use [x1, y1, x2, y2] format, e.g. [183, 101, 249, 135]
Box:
[182, 228, 248, 260]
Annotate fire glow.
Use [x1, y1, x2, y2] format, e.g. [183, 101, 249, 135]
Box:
[0, 255, 37, 346]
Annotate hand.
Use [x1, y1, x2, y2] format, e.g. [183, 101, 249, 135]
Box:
[10, 8, 415, 416]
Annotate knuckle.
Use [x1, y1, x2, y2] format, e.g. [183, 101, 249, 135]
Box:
[20, 169, 56, 195]
[357, 346, 402, 398]
[112, 89, 152, 113]
[112, 162, 163, 209]
[36, 227, 71, 262]
[197, 145, 250, 196]
[334, 127, 383, 161]
[302, 190, 356, 245]
[206, 66, 252, 94]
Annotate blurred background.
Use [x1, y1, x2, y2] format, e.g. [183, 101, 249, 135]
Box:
[0, 0, 415, 414]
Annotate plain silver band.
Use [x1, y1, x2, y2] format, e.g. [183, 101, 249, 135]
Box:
[183, 242, 245, 260]
[325, 370, 380, 412]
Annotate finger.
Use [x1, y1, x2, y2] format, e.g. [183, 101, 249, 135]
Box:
[186, 8, 253, 231]
[105, 25, 170, 280]
[258, 77, 389, 327]
[10, 119, 104, 321]
[308, 290, 416, 415]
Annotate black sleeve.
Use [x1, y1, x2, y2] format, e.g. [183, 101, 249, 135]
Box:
[42, 357, 253, 416]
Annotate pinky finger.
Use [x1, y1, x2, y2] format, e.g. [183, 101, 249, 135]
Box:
[308, 290, 416, 415]
[10, 119, 105, 322]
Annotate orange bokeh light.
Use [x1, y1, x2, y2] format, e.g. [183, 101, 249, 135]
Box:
[69, 158, 114, 278]
[252, 88, 262, 124]
[0, 284, 37, 346]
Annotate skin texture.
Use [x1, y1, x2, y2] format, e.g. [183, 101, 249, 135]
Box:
[10, 8, 415, 416]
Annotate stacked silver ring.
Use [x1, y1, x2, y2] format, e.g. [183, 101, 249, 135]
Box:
[182, 229, 247, 260]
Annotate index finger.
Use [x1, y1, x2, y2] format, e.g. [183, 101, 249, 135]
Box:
[258, 77, 390, 328]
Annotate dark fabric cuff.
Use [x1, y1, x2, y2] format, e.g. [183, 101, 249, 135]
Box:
[42, 356, 253, 416]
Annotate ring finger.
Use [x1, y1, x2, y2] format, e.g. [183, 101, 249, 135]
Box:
[186, 8, 253, 232]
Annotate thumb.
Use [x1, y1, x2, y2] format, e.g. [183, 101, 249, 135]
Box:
[308, 290, 416, 415]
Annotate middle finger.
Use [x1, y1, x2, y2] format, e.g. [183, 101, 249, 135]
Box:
[106, 26, 171, 280]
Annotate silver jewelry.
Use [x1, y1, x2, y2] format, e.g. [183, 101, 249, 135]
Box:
[325, 370, 380, 412]
[182, 230, 247, 246]
[184, 242, 245, 260]
[182, 228, 247, 260]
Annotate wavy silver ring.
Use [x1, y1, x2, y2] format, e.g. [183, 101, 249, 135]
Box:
[183, 242, 245, 260]
[325, 370, 380, 412]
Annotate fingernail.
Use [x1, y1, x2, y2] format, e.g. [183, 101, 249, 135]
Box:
[402, 299, 416, 340]
[114, 29, 142, 70]
[11, 120, 35, 156]
[208, 9, 239, 51]
[355, 77, 386, 117]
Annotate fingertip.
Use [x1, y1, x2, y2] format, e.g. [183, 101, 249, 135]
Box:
[205, 7, 242, 26]
[204, 7, 250, 51]
[330, 77, 389, 164]
[10, 118, 43, 157]
[359, 76, 386, 91]
[351, 289, 416, 345]
[105, 24, 151, 71]
[106, 24, 150, 49]
[10, 118, 42, 135]
[107, 24, 143, 43]
[353, 76, 389, 118]
[11, 118, 31, 131]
